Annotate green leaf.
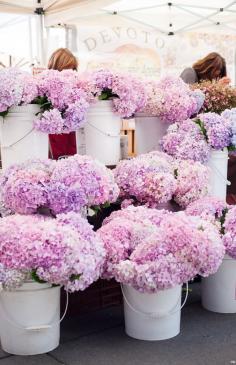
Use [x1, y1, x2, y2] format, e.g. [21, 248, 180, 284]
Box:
[31, 270, 47, 284]
[0, 110, 9, 117]
[70, 274, 82, 282]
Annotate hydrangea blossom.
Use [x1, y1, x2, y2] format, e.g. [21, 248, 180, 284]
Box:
[173, 159, 210, 207]
[0, 159, 55, 214]
[222, 108, 236, 147]
[0, 155, 119, 215]
[0, 68, 38, 114]
[161, 119, 210, 163]
[198, 112, 232, 150]
[0, 212, 105, 292]
[98, 206, 170, 279]
[48, 154, 119, 214]
[186, 196, 228, 220]
[99, 208, 224, 292]
[34, 69, 89, 133]
[114, 151, 177, 207]
[223, 206, 236, 259]
[79, 69, 147, 118]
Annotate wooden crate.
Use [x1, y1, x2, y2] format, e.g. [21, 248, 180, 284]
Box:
[121, 119, 136, 157]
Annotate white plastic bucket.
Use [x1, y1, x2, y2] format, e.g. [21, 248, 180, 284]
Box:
[0, 281, 61, 355]
[202, 255, 236, 313]
[135, 114, 168, 155]
[79, 100, 121, 166]
[0, 105, 48, 170]
[122, 284, 184, 341]
[207, 148, 229, 200]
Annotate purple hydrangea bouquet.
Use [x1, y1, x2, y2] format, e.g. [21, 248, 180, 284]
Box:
[34, 69, 89, 133]
[0, 155, 119, 215]
[186, 197, 236, 260]
[114, 151, 177, 208]
[114, 151, 209, 208]
[0, 212, 105, 291]
[98, 206, 224, 292]
[161, 112, 234, 163]
[48, 154, 119, 214]
[78, 69, 147, 118]
[0, 68, 38, 116]
[139, 76, 204, 123]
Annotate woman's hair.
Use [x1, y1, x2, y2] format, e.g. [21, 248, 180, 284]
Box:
[193, 52, 226, 81]
[48, 48, 78, 71]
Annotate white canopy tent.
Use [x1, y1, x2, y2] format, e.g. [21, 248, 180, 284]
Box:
[0, 0, 236, 77]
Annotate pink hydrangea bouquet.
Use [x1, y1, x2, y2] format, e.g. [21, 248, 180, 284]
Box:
[0, 212, 105, 292]
[48, 154, 119, 214]
[186, 196, 228, 222]
[78, 69, 147, 118]
[114, 151, 177, 208]
[0, 155, 119, 215]
[0, 159, 56, 215]
[222, 108, 236, 148]
[99, 207, 224, 292]
[222, 206, 236, 259]
[0, 68, 38, 116]
[114, 151, 209, 208]
[162, 112, 233, 162]
[34, 69, 89, 133]
[186, 197, 236, 259]
[140, 76, 204, 123]
[161, 119, 210, 163]
[173, 159, 210, 208]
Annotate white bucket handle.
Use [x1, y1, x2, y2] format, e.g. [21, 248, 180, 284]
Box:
[1, 127, 35, 149]
[121, 282, 188, 319]
[210, 160, 231, 186]
[0, 288, 69, 331]
[87, 122, 120, 138]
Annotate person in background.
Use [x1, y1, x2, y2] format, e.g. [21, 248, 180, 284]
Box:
[180, 52, 230, 85]
[48, 48, 78, 160]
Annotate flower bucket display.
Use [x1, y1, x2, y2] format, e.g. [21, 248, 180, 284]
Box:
[201, 255, 236, 313]
[0, 105, 48, 169]
[99, 206, 224, 341]
[0, 281, 61, 355]
[79, 100, 121, 166]
[208, 148, 229, 200]
[135, 114, 168, 154]
[122, 284, 182, 341]
[0, 212, 106, 355]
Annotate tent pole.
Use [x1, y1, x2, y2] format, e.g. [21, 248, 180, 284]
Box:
[35, 2, 45, 66]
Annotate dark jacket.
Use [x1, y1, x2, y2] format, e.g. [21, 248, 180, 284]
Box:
[180, 67, 198, 84]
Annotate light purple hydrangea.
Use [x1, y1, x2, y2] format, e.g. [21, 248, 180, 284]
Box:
[0, 159, 55, 214]
[48, 154, 119, 214]
[173, 159, 210, 208]
[161, 119, 210, 163]
[99, 208, 224, 292]
[34, 69, 89, 133]
[0, 212, 106, 292]
[223, 206, 236, 259]
[198, 112, 232, 150]
[140, 76, 198, 123]
[221, 108, 236, 147]
[186, 196, 228, 221]
[114, 151, 177, 207]
[0, 68, 38, 114]
[80, 69, 147, 118]
[34, 108, 64, 134]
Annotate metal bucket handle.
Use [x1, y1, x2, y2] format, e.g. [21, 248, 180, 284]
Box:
[121, 282, 188, 319]
[87, 121, 120, 138]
